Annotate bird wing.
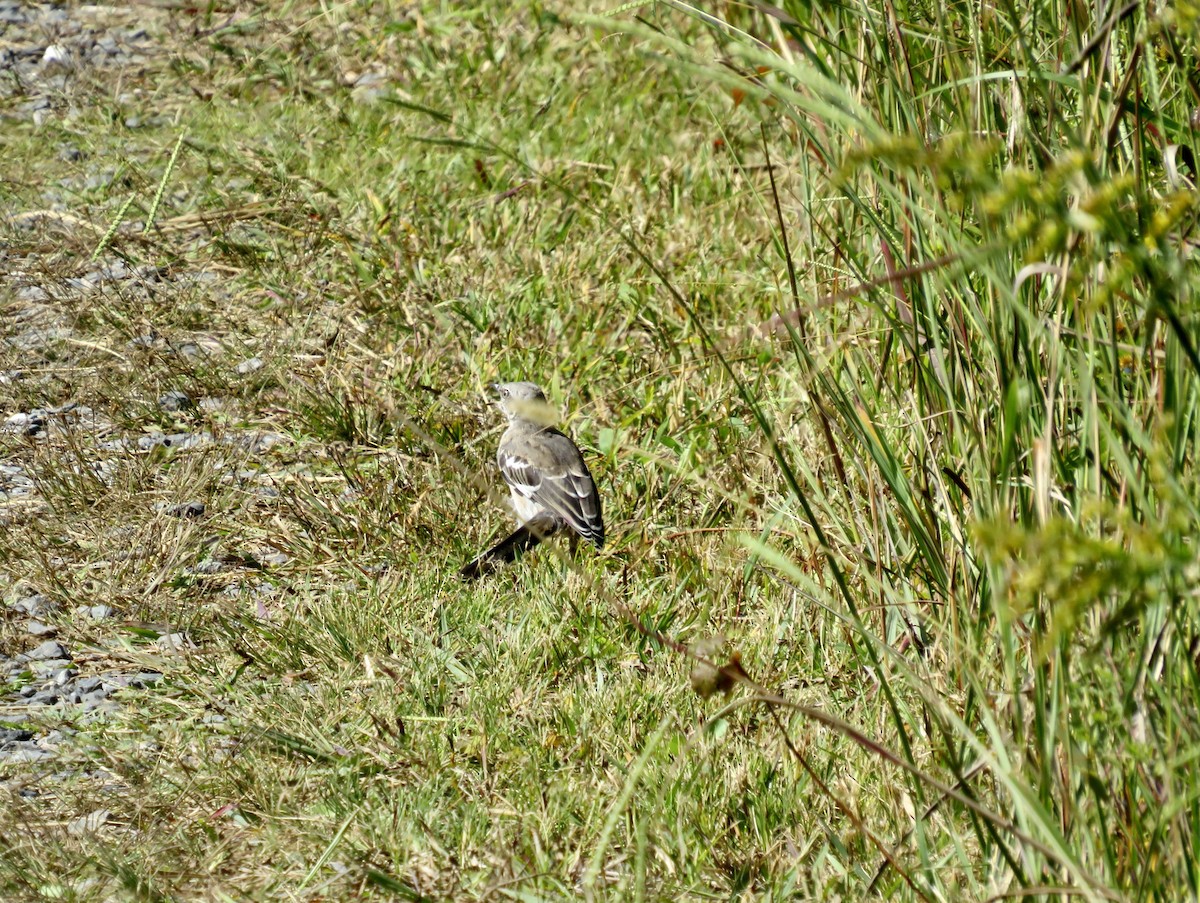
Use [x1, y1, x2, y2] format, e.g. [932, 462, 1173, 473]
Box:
[498, 427, 605, 547]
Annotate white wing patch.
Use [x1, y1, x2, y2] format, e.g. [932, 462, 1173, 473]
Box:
[497, 441, 604, 547]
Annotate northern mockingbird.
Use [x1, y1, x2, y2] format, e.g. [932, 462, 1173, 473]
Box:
[460, 381, 604, 578]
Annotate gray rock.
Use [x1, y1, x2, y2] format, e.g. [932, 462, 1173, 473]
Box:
[81, 696, 118, 714]
[163, 500, 205, 519]
[29, 689, 60, 706]
[11, 593, 56, 617]
[1, 743, 55, 763]
[103, 671, 163, 690]
[0, 729, 33, 744]
[24, 620, 56, 637]
[3, 411, 46, 436]
[41, 43, 72, 70]
[87, 604, 116, 620]
[52, 667, 77, 686]
[157, 632, 193, 653]
[71, 686, 110, 706]
[236, 431, 289, 453]
[17, 97, 51, 115]
[25, 640, 68, 661]
[0, 3, 28, 24]
[76, 677, 103, 694]
[79, 701, 121, 718]
[67, 810, 110, 836]
[137, 431, 207, 451]
[98, 261, 128, 280]
[157, 390, 194, 412]
[31, 659, 71, 674]
[15, 285, 48, 302]
[236, 356, 264, 375]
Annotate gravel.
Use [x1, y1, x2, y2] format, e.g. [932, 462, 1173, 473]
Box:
[0, 3, 161, 123]
[0, 0, 287, 815]
[1, 632, 168, 763]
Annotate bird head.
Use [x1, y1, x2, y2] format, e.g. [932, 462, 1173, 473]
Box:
[490, 381, 558, 426]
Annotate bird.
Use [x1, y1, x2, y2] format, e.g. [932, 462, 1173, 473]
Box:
[460, 381, 604, 578]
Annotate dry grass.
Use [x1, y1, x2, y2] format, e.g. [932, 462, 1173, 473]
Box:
[1, 1, 1197, 900]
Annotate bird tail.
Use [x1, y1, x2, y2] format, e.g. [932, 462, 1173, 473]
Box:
[459, 516, 558, 579]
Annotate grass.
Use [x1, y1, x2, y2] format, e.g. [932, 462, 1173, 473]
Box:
[0, 0, 1198, 899]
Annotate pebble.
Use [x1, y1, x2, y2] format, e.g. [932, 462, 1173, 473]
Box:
[3, 411, 46, 436]
[24, 640, 69, 662]
[157, 632, 194, 654]
[237, 431, 289, 453]
[24, 620, 56, 637]
[0, 3, 29, 25]
[97, 671, 164, 690]
[67, 810, 110, 836]
[80, 700, 120, 718]
[128, 333, 158, 349]
[236, 356, 264, 375]
[10, 593, 57, 617]
[137, 432, 203, 451]
[41, 43, 71, 69]
[162, 500, 205, 519]
[15, 285, 49, 302]
[1, 743, 55, 763]
[158, 390, 194, 412]
[31, 659, 72, 675]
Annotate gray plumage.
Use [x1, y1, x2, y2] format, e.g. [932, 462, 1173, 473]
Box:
[460, 381, 604, 577]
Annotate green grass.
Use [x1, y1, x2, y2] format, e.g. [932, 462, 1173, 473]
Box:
[1, 0, 1198, 899]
